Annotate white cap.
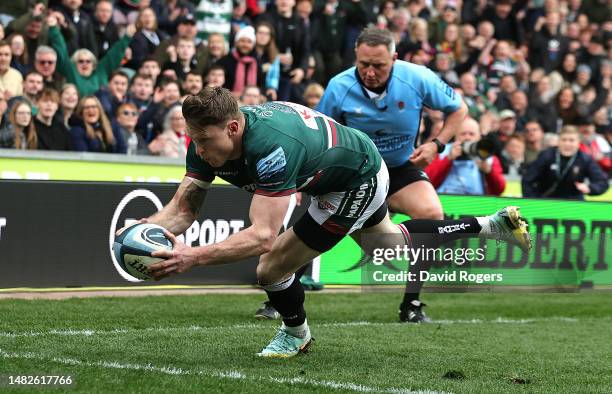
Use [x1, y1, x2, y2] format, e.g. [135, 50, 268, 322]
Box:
[235, 25, 256, 44]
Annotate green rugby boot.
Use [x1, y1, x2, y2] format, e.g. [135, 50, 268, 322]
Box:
[256, 328, 313, 358]
[482, 206, 532, 252]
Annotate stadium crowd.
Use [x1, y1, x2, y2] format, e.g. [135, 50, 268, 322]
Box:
[0, 0, 609, 199]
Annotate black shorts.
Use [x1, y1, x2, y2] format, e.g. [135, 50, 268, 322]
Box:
[387, 160, 431, 197]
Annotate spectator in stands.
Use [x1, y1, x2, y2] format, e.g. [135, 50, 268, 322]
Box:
[302, 82, 323, 109]
[206, 32, 229, 66]
[398, 17, 435, 61]
[205, 63, 226, 88]
[154, 14, 208, 75]
[522, 125, 609, 199]
[231, 0, 251, 41]
[480, 0, 524, 45]
[55, 0, 99, 57]
[483, 109, 517, 173]
[137, 78, 181, 142]
[529, 10, 569, 73]
[425, 116, 506, 195]
[460, 72, 495, 121]
[509, 89, 529, 132]
[114, 102, 150, 156]
[7, 33, 29, 75]
[34, 46, 64, 91]
[484, 40, 529, 92]
[502, 133, 526, 176]
[556, 86, 579, 128]
[93, 0, 120, 59]
[71, 95, 125, 153]
[526, 71, 558, 133]
[310, 0, 365, 85]
[57, 83, 79, 128]
[0, 100, 36, 149]
[5, 3, 46, 62]
[217, 25, 262, 97]
[7, 71, 44, 115]
[182, 71, 203, 96]
[429, 3, 459, 44]
[113, 0, 141, 29]
[524, 120, 545, 164]
[129, 73, 154, 112]
[34, 88, 72, 151]
[0, 40, 23, 98]
[96, 70, 129, 118]
[126, 7, 168, 70]
[240, 84, 263, 105]
[258, 0, 310, 101]
[578, 120, 612, 173]
[254, 21, 280, 100]
[158, 0, 195, 36]
[148, 104, 188, 158]
[47, 14, 135, 96]
[138, 58, 162, 83]
[195, 0, 233, 43]
[163, 37, 199, 82]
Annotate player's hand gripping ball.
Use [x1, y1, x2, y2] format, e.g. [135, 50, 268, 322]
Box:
[113, 223, 173, 280]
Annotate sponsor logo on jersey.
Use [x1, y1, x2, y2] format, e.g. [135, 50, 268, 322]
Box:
[256, 147, 287, 182]
[347, 183, 370, 218]
[317, 199, 337, 212]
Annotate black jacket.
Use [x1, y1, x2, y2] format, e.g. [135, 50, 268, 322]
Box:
[34, 117, 73, 151]
[522, 147, 609, 199]
[257, 9, 310, 76]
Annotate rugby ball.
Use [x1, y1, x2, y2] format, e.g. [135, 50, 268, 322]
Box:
[112, 223, 173, 280]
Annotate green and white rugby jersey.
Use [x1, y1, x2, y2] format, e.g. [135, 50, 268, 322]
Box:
[186, 102, 382, 197]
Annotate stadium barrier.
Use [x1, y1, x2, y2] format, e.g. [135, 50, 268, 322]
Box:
[1, 150, 610, 289]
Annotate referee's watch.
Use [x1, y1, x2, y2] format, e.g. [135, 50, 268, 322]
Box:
[431, 138, 445, 154]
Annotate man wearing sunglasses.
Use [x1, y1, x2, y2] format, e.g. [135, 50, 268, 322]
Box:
[34, 46, 64, 92]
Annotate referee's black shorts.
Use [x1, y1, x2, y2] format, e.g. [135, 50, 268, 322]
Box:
[387, 160, 432, 197]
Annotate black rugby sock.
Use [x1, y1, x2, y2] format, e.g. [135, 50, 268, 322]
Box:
[263, 274, 306, 327]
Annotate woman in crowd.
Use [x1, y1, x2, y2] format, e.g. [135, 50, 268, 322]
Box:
[0, 100, 37, 149]
[148, 104, 188, 158]
[70, 95, 125, 153]
[7, 33, 29, 75]
[57, 83, 79, 128]
[46, 13, 135, 96]
[556, 86, 579, 128]
[127, 7, 168, 70]
[254, 21, 280, 101]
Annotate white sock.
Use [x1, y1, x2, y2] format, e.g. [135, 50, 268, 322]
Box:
[476, 216, 491, 235]
[282, 319, 309, 339]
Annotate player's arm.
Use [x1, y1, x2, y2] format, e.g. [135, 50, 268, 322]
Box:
[411, 68, 468, 167]
[146, 176, 209, 235]
[148, 194, 290, 280]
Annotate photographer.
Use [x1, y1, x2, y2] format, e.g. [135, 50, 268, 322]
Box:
[522, 125, 609, 200]
[425, 117, 506, 195]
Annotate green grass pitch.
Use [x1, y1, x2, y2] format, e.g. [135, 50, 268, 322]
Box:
[1, 292, 611, 393]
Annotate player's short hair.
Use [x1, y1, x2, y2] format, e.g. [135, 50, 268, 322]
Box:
[182, 87, 240, 132]
[355, 26, 396, 55]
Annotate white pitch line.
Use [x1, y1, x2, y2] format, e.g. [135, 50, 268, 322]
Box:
[0, 317, 581, 339]
[0, 348, 445, 394]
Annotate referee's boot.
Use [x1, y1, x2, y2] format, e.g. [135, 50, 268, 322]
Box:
[399, 300, 430, 323]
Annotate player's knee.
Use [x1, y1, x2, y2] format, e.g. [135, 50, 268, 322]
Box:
[256, 258, 285, 285]
[412, 204, 444, 220]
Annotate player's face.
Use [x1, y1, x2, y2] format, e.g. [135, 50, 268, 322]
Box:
[355, 44, 396, 90]
[189, 120, 237, 167]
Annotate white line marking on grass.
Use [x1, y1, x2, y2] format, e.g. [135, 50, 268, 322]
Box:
[0, 317, 581, 338]
[0, 348, 445, 394]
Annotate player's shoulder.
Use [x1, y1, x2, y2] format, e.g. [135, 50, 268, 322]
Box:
[392, 60, 435, 85]
[326, 66, 360, 91]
